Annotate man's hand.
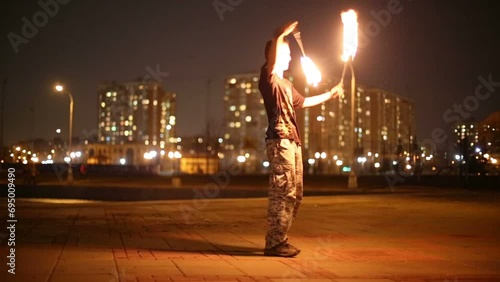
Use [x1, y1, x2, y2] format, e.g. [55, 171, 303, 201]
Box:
[330, 83, 344, 98]
[274, 21, 299, 38]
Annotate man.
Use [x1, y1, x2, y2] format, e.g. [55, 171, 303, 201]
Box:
[259, 21, 343, 257]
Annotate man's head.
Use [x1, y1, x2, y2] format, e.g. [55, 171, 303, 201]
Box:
[265, 38, 291, 72]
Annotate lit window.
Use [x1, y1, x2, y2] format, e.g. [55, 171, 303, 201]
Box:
[245, 116, 252, 122]
[235, 122, 241, 128]
[101, 102, 106, 108]
[229, 78, 236, 84]
[230, 105, 236, 111]
[240, 105, 246, 111]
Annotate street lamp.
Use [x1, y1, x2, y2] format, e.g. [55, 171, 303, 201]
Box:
[54, 83, 74, 183]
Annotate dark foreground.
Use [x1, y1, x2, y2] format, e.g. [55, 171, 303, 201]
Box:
[1, 186, 499, 281]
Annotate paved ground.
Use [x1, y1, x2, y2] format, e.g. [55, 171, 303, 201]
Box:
[1, 187, 499, 282]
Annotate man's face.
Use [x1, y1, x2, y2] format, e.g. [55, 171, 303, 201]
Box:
[276, 43, 291, 72]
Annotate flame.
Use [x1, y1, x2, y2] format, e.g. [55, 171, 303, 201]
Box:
[301, 56, 322, 87]
[341, 9, 358, 62]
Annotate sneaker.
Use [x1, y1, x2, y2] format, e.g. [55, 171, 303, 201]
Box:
[264, 241, 301, 257]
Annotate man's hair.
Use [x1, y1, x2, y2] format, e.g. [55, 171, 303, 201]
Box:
[265, 38, 289, 62]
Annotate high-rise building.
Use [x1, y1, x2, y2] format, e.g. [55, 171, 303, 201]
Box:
[303, 83, 417, 174]
[223, 73, 269, 173]
[87, 80, 177, 171]
[453, 111, 500, 172]
[97, 80, 176, 148]
[223, 70, 418, 174]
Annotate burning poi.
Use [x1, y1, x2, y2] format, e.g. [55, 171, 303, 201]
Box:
[293, 30, 322, 87]
[340, 9, 358, 84]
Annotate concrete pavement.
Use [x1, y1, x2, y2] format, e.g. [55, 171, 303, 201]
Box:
[1, 187, 499, 281]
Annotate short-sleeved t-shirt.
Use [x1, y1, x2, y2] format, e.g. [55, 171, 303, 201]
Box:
[258, 63, 305, 145]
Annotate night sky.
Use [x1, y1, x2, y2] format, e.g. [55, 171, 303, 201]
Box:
[1, 0, 499, 148]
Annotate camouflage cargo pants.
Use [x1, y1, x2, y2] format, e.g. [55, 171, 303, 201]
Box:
[265, 139, 303, 249]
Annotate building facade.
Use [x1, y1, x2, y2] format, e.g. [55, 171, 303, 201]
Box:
[223, 72, 417, 175]
[98, 80, 177, 149]
[223, 73, 269, 173]
[93, 80, 178, 172]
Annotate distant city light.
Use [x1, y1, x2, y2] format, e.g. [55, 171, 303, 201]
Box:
[308, 158, 316, 165]
[64, 157, 71, 163]
[263, 161, 270, 168]
[237, 156, 246, 163]
[56, 129, 61, 133]
[336, 160, 343, 166]
[406, 164, 412, 170]
[119, 158, 126, 165]
[374, 162, 380, 168]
